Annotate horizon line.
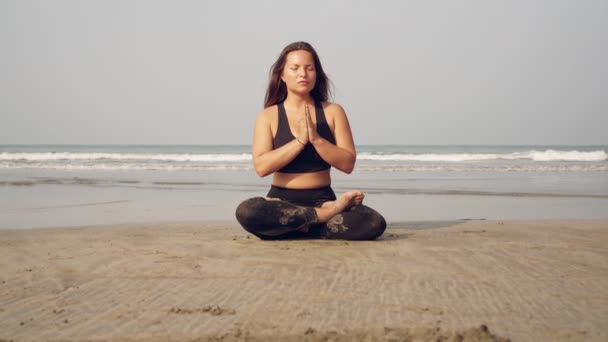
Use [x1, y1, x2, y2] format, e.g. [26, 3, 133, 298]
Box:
[1, 143, 606, 147]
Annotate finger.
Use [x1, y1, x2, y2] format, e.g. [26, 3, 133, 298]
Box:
[308, 105, 315, 122]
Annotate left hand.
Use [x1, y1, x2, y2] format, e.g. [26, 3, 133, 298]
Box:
[305, 104, 320, 144]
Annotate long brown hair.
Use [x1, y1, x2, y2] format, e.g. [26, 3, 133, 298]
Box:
[264, 41, 333, 108]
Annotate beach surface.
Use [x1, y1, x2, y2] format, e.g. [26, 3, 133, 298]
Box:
[1, 219, 607, 341]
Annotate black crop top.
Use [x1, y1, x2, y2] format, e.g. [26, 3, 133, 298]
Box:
[272, 101, 336, 173]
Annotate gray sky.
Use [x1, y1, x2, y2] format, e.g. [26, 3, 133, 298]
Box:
[1, 0, 606, 145]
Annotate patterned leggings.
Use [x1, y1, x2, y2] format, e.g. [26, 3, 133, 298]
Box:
[235, 185, 386, 240]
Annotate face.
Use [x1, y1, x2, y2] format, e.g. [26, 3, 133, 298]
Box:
[281, 50, 317, 95]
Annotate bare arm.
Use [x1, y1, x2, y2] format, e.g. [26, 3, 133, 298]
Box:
[252, 107, 307, 177]
[308, 104, 356, 174]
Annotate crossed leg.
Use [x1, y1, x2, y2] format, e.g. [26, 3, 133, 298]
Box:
[236, 190, 385, 240]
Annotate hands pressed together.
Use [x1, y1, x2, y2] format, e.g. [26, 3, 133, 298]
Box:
[296, 104, 320, 146]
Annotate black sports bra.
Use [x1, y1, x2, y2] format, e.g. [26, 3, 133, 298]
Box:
[272, 101, 336, 173]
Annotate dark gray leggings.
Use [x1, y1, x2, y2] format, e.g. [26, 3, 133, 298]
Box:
[235, 196, 387, 240]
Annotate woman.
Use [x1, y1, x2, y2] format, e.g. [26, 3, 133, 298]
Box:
[235, 41, 386, 240]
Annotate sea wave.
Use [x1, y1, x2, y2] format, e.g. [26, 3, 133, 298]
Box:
[358, 150, 607, 162]
[0, 152, 252, 162]
[0, 149, 605, 163]
[1, 162, 607, 172]
[0, 162, 253, 171]
[0, 149, 606, 172]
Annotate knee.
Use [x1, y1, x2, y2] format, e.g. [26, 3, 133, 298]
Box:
[359, 206, 387, 240]
[336, 206, 387, 240]
[367, 211, 387, 240]
[235, 197, 265, 226]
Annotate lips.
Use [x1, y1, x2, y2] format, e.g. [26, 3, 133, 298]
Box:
[297, 81, 309, 85]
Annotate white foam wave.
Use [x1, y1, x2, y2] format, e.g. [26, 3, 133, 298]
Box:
[0, 162, 254, 171]
[526, 150, 606, 161]
[0, 152, 252, 162]
[2, 150, 604, 163]
[0, 149, 606, 172]
[355, 164, 608, 172]
[1, 162, 606, 172]
[358, 150, 607, 162]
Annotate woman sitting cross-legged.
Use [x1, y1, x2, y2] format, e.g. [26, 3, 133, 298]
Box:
[235, 41, 386, 240]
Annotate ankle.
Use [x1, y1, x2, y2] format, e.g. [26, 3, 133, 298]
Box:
[315, 206, 336, 223]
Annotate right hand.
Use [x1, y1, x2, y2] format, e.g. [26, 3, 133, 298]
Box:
[296, 114, 309, 145]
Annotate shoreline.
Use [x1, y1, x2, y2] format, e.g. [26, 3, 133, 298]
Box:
[2, 166, 608, 230]
[2, 217, 606, 232]
[1, 219, 607, 341]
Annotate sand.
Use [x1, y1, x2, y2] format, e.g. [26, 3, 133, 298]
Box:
[1, 219, 607, 341]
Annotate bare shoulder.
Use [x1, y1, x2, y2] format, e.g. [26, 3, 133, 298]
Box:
[256, 105, 279, 125]
[257, 105, 278, 120]
[321, 102, 348, 120]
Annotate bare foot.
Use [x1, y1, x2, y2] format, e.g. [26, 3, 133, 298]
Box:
[316, 190, 365, 222]
[322, 190, 364, 209]
[352, 191, 365, 206]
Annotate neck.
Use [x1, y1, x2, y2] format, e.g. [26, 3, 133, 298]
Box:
[284, 92, 314, 109]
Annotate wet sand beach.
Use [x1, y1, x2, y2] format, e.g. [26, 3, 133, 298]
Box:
[1, 219, 607, 341]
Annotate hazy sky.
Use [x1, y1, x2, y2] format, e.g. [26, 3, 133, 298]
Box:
[1, 0, 606, 145]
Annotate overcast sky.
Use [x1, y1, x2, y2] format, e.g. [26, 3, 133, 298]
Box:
[1, 0, 606, 145]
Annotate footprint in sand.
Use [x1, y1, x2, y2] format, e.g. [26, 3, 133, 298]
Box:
[169, 305, 236, 316]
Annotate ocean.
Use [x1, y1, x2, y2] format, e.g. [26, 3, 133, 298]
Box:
[1, 145, 607, 229]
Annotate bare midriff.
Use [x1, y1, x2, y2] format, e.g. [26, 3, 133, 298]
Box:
[272, 169, 331, 189]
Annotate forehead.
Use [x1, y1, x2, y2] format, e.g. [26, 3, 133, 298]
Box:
[285, 50, 314, 65]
